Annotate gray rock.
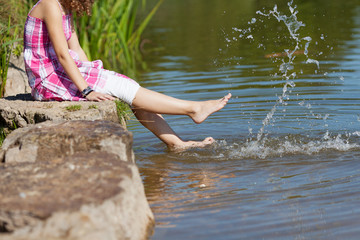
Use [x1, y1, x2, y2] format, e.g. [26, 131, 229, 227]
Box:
[0, 153, 154, 240]
[0, 98, 120, 132]
[0, 120, 134, 164]
[4, 55, 31, 98]
[0, 121, 154, 240]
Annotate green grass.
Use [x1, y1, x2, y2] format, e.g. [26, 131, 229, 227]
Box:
[0, 18, 22, 97]
[76, 0, 164, 78]
[0, 128, 5, 147]
[0, 120, 18, 148]
[88, 104, 98, 109]
[115, 99, 132, 125]
[0, 0, 34, 26]
[66, 105, 82, 112]
[0, 0, 34, 97]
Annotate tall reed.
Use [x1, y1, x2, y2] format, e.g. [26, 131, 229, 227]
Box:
[76, 0, 163, 78]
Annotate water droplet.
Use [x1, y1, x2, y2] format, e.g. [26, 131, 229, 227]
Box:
[306, 59, 320, 69]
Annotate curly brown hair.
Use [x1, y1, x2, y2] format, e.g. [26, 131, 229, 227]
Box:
[59, 0, 94, 16]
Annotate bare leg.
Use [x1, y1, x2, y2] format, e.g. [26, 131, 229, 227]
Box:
[132, 87, 231, 124]
[132, 108, 215, 151]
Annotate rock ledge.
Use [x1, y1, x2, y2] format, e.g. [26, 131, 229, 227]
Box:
[0, 121, 154, 240]
[0, 95, 120, 132]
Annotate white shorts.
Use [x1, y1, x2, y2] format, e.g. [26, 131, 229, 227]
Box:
[95, 70, 140, 105]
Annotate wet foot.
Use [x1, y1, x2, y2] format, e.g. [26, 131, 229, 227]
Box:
[190, 93, 232, 124]
[169, 137, 215, 151]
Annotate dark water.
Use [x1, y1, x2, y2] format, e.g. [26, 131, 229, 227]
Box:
[128, 0, 360, 239]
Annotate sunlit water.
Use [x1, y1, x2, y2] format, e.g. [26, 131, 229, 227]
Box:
[126, 0, 360, 239]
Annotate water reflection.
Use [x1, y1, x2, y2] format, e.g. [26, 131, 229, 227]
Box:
[139, 149, 360, 239]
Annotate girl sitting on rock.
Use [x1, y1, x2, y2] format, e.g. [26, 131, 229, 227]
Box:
[24, 0, 231, 150]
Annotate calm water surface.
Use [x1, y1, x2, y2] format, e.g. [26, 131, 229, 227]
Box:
[127, 0, 360, 239]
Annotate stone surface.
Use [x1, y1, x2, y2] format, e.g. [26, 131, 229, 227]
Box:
[0, 120, 134, 164]
[0, 121, 154, 240]
[4, 55, 31, 98]
[0, 97, 120, 132]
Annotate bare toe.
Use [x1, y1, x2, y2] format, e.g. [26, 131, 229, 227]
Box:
[204, 137, 215, 144]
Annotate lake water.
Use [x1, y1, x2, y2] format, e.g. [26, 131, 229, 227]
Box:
[127, 0, 360, 239]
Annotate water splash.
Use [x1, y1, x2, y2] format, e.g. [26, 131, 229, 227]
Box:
[217, 131, 360, 160]
[256, 2, 319, 70]
[216, 1, 357, 160]
[233, 1, 321, 143]
[177, 131, 360, 160]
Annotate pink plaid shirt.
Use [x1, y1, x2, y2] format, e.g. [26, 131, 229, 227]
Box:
[23, 13, 107, 101]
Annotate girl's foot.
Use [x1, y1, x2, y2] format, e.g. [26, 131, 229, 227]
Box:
[190, 93, 232, 124]
[169, 137, 215, 151]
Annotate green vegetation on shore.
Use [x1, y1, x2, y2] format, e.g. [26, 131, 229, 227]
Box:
[115, 99, 132, 125]
[65, 105, 82, 112]
[0, 128, 5, 147]
[0, 0, 33, 98]
[0, 19, 20, 97]
[76, 0, 164, 78]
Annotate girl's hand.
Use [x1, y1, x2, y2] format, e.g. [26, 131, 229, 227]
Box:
[85, 91, 115, 102]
